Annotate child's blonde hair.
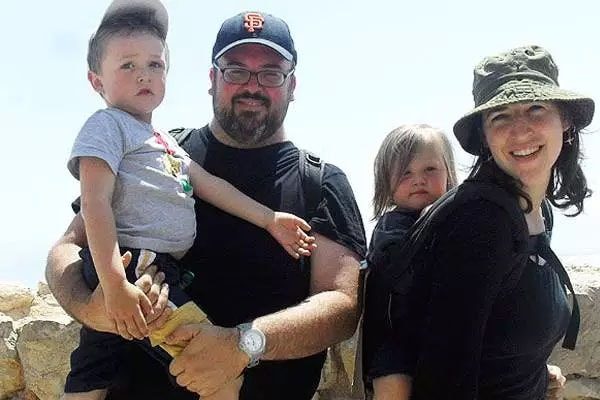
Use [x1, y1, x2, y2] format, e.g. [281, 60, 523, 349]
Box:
[372, 124, 458, 219]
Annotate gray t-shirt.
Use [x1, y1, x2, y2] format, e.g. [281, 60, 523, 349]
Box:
[68, 108, 196, 255]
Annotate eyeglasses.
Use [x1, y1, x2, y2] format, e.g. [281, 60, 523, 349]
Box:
[212, 63, 295, 88]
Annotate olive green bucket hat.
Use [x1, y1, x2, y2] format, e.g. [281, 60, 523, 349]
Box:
[453, 45, 595, 155]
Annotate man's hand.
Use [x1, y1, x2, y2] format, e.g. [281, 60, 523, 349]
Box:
[84, 252, 171, 338]
[136, 265, 172, 331]
[546, 364, 566, 400]
[167, 323, 249, 396]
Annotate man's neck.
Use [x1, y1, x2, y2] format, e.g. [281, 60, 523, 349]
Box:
[209, 118, 287, 149]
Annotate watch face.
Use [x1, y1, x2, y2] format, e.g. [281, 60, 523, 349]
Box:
[242, 330, 264, 353]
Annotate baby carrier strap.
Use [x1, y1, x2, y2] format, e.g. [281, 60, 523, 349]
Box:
[535, 235, 580, 350]
[385, 179, 529, 295]
[385, 177, 579, 349]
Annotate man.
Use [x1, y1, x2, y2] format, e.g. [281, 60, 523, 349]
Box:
[46, 10, 367, 400]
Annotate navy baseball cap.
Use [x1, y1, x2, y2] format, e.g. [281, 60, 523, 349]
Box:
[212, 11, 297, 64]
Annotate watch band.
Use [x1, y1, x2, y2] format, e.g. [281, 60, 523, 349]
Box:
[236, 322, 266, 368]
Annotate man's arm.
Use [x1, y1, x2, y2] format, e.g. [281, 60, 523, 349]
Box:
[45, 213, 170, 336]
[168, 233, 361, 396]
[45, 213, 109, 329]
[255, 232, 360, 359]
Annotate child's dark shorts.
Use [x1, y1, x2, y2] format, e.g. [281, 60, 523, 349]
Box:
[64, 247, 191, 393]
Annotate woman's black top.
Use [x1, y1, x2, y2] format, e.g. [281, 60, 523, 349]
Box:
[364, 199, 571, 399]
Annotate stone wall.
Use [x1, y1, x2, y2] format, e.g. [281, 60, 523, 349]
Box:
[1, 262, 599, 399]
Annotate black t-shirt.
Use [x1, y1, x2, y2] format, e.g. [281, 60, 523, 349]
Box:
[106, 126, 366, 400]
[402, 199, 570, 400]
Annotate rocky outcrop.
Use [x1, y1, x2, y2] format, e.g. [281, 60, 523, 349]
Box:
[1, 261, 599, 399]
[0, 283, 80, 400]
[0, 315, 23, 399]
[16, 319, 79, 400]
[549, 263, 600, 400]
[0, 285, 33, 322]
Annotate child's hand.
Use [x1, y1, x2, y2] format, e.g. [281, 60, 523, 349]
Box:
[104, 279, 153, 340]
[265, 212, 317, 258]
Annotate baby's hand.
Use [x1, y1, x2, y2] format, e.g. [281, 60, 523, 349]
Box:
[265, 212, 317, 258]
[104, 280, 152, 340]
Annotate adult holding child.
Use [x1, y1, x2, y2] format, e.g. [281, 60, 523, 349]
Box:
[46, 3, 367, 400]
[364, 45, 593, 399]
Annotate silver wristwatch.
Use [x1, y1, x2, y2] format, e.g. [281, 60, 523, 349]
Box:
[236, 322, 266, 368]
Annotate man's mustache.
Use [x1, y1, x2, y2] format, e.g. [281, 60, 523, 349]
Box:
[233, 92, 271, 107]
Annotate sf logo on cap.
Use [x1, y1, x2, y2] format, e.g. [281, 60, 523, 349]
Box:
[244, 12, 264, 33]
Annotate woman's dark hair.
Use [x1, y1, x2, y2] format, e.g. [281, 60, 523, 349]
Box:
[470, 102, 591, 216]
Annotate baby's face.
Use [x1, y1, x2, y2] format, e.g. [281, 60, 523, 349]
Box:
[392, 144, 449, 211]
[89, 32, 167, 123]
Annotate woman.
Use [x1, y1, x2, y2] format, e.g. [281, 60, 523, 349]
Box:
[367, 45, 594, 400]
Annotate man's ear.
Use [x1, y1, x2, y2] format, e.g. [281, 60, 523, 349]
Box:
[88, 70, 104, 95]
[208, 67, 216, 96]
[289, 74, 296, 101]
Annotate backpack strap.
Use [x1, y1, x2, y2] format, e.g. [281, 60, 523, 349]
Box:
[169, 132, 325, 218]
[169, 127, 197, 145]
[541, 198, 554, 240]
[534, 237, 580, 349]
[297, 149, 323, 276]
[299, 149, 324, 219]
[536, 202, 579, 350]
[386, 180, 530, 294]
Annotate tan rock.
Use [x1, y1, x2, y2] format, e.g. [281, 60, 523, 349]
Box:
[7, 389, 39, 400]
[318, 345, 352, 400]
[0, 285, 33, 321]
[16, 318, 80, 400]
[28, 285, 71, 323]
[1, 315, 24, 399]
[550, 264, 600, 378]
[317, 327, 364, 400]
[563, 376, 600, 400]
[35, 283, 51, 297]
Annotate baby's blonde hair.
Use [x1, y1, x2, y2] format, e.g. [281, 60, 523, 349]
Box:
[372, 124, 458, 219]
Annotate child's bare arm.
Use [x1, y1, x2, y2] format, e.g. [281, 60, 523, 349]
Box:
[79, 156, 152, 339]
[189, 161, 316, 258]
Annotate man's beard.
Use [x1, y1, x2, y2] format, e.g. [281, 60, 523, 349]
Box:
[214, 92, 290, 146]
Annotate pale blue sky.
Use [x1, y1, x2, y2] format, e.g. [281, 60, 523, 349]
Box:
[1, 1, 599, 287]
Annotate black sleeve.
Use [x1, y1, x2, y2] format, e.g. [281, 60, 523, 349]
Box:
[363, 268, 408, 383]
[362, 212, 416, 381]
[411, 200, 515, 400]
[310, 164, 367, 259]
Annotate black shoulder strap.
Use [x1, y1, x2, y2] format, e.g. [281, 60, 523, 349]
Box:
[535, 238, 580, 349]
[542, 198, 554, 240]
[168, 133, 324, 217]
[169, 127, 196, 145]
[388, 180, 579, 350]
[299, 149, 324, 219]
[386, 180, 530, 293]
[297, 149, 323, 275]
